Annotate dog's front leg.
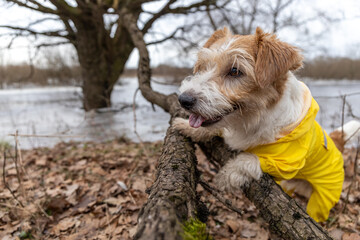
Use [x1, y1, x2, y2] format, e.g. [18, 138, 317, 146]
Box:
[214, 152, 262, 192]
[172, 117, 222, 142]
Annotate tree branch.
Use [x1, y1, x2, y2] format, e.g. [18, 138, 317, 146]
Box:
[141, 0, 176, 35]
[198, 139, 334, 240]
[47, 0, 81, 16]
[141, 0, 218, 35]
[34, 41, 71, 49]
[146, 27, 184, 46]
[122, 9, 176, 114]
[6, 0, 58, 14]
[206, 2, 218, 31]
[25, 17, 60, 28]
[0, 25, 70, 39]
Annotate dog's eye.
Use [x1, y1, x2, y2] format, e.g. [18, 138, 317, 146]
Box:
[228, 67, 243, 77]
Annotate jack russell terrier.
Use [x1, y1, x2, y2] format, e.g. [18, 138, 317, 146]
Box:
[173, 27, 359, 222]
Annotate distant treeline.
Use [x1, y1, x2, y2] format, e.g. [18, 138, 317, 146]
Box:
[299, 57, 360, 80]
[122, 64, 192, 83]
[1, 57, 360, 88]
[0, 64, 81, 88]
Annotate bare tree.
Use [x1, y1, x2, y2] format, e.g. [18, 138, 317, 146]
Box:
[207, 0, 338, 34]
[0, 0, 222, 111]
[169, 0, 340, 61]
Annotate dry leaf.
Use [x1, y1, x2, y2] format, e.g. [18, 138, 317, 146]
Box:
[342, 233, 360, 240]
[6, 168, 17, 176]
[53, 218, 76, 235]
[92, 166, 107, 176]
[46, 196, 70, 213]
[129, 226, 137, 238]
[104, 197, 122, 206]
[65, 184, 79, 197]
[132, 179, 147, 192]
[330, 228, 344, 240]
[241, 228, 257, 238]
[226, 219, 240, 233]
[35, 156, 47, 166]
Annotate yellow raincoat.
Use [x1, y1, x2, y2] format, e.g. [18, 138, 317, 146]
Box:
[247, 98, 344, 222]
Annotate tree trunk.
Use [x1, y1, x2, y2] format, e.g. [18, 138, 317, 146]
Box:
[74, 19, 134, 111]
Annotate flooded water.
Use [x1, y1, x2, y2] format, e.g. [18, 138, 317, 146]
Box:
[0, 78, 359, 149]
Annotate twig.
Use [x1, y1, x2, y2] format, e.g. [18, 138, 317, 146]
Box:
[15, 46, 36, 87]
[14, 131, 27, 180]
[128, 191, 137, 204]
[105, 205, 112, 240]
[8, 133, 85, 138]
[345, 127, 360, 144]
[12, 131, 51, 219]
[2, 151, 25, 207]
[199, 179, 244, 216]
[132, 88, 142, 142]
[14, 131, 26, 201]
[345, 101, 360, 120]
[13, 136, 22, 186]
[313, 91, 360, 99]
[132, 87, 149, 157]
[338, 95, 360, 144]
[342, 137, 360, 213]
[341, 95, 346, 139]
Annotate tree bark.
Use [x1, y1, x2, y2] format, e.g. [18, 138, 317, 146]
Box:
[123, 9, 334, 240]
[134, 126, 201, 240]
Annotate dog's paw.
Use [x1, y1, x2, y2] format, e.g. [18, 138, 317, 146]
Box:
[213, 153, 262, 192]
[172, 117, 190, 133]
[214, 165, 252, 192]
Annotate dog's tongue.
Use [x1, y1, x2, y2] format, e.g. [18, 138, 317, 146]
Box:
[189, 114, 205, 128]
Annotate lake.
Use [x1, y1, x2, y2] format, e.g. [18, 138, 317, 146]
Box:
[1, 77, 359, 149]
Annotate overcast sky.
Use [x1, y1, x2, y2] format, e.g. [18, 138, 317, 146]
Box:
[0, 0, 360, 68]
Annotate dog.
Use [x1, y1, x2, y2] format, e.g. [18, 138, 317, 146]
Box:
[173, 27, 358, 222]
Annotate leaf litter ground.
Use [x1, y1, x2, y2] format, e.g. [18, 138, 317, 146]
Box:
[0, 139, 359, 240]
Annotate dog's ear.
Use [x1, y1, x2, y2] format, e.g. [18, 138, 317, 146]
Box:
[254, 27, 303, 88]
[194, 27, 231, 73]
[203, 27, 231, 48]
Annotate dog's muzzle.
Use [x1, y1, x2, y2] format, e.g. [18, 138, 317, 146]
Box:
[178, 92, 197, 110]
[178, 91, 239, 128]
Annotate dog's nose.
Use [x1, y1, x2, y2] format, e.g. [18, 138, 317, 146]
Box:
[178, 93, 197, 110]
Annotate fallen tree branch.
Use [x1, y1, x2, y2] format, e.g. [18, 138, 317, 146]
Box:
[123, 9, 333, 240]
[199, 138, 333, 240]
[133, 126, 200, 240]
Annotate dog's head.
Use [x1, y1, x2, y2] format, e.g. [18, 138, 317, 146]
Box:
[178, 27, 303, 128]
